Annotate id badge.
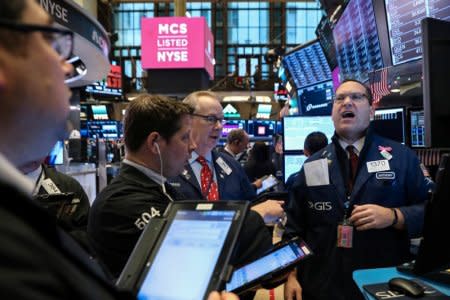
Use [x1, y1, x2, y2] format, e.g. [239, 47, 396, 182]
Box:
[337, 222, 353, 248]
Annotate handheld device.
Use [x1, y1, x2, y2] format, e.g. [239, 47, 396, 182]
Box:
[225, 237, 313, 294]
[117, 201, 249, 300]
[256, 174, 279, 195]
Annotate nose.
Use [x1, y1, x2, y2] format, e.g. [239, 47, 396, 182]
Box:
[189, 136, 197, 153]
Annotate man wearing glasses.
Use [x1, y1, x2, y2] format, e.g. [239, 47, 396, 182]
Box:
[0, 2, 237, 300]
[283, 79, 428, 300]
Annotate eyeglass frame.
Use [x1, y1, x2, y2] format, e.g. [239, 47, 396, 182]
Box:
[333, 92, 369, 104]
[192, 113, 226, 125]
[0, 19, 74, 60]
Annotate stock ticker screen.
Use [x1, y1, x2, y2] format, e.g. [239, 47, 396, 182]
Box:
[333, 0, 384, 82]
[385, 0, 450, 65]
[282, 40, 332, 90]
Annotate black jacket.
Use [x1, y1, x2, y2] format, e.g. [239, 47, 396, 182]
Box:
[0, 181, 133, 300]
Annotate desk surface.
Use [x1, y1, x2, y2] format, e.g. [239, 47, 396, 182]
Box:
[353, 267, 450, 299]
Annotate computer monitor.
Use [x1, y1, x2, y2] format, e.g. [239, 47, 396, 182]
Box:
[372, 107, 406, 144]
[413, 154, 450, 279]
[316, 16, 338, 70]
[247, 120, 276, 138]
[91, 105, 109, 120]
[333, 0, 384, 82]
[422, 17, 450, 148]
[256, 104, 272, 119]
[384, 0, 450, 66]
[282, 39, 332, 90]
[283, 154, 308, 184]
[45, 140, 64, 166]
[283, 115, 334, 151]
[221, 120, 247, 138]
[297, 80, 334, 116]
[409, 108, 425, 148]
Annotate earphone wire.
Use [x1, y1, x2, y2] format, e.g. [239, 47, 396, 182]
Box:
[155, 142, 174, 202]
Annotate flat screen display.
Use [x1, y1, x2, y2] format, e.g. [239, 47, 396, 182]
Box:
[385, 0, 450, 66]
[247, 120, 276, 137]
[283, 116, 334, 151]
[222, 120, 247, 138]
[91, 105, 109, 120]
[409, 109, 425, 148]
[85, 65, 123, 97]
[282, 39, 332, 90]
[297, 80, 334, 116]
[372, 107, 406, 144]
[137, 210, 235, 300]
[256, 104, 272, 119]
[316, 16, 338, 70]
[46, 140, 64, 166]
[333, 0, 384, 82]
[283, 154, 308, 183]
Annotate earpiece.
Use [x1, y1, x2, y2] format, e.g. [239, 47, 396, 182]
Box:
[154, 142, 160, 155]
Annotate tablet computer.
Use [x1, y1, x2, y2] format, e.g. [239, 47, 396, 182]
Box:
[225, 237, 313, 294]
[256, 174, 279, 195]
[117, 201, 249, 300]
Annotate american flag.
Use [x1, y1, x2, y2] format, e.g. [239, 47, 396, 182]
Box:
[369, 67, 390, 104]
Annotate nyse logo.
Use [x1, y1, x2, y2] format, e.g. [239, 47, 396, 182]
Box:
[308, 201, 332, 211]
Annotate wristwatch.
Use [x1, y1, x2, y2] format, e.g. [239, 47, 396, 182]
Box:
[391, 208, 398, 227]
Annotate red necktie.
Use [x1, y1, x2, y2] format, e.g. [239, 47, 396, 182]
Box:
[346, 145, 359, 192]
[197, 156, 219, 201]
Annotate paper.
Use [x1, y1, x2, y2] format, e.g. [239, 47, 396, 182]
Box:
[304, 158, 330, 186]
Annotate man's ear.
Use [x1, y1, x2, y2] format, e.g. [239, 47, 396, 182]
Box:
[145, 132, 160, 154]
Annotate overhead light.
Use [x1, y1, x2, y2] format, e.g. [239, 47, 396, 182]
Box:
[390, 88, 401, 93]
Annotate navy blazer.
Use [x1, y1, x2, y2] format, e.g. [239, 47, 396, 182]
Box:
[168, 150, 256, 202]
[285, 129, 428, 300]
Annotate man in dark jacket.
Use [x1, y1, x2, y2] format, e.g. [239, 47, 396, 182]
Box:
[284, 79, 428, 300]
[0, 1, 132, 298]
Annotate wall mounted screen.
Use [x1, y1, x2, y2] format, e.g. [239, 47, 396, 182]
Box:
[409, 108, 425, 148]
[297, 80, 334, 116]
[372, 107, 406, 144]
[282, 39, 332, 90]
[333, 0, 384, 82]
[385, 0, 450, 66]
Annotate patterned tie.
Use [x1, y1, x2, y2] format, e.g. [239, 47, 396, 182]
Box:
[196, 156, 219, 201]
[346, 145, 359, 192]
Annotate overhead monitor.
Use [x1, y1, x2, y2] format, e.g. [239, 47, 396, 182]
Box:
[222, 119, 247, 138]
[297, 80, 334, 116]
[409, 108, 425, 148]
[316, 16, 338, 70]
[283, 115, 334, 151]
[283, 154, 308, 184]
[333, 0, 384, 82]
[372, 107, 406, 144]
[384, 0, 450, 66]
[247, 120, 276, 138]
[282, 39, 332, 90]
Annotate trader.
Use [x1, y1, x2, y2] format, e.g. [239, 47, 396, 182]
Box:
[168, 91, 285, 225]
[283, 79, 428, 300]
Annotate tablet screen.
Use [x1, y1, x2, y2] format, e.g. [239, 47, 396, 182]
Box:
[226, 240, 311, 292]
[137, 210, 235, 300]
[257, 175, 278, 195]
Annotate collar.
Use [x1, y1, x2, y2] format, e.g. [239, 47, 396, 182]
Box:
[189, 151, 213, 165]
[123, 159, 166, 184]
[223, 146, 236, 158]
[0, 153, 35, 196]
[338, 136, 365, 156]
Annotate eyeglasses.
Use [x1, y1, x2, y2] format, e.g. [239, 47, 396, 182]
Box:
[0, 19, 74, 60]
[192, 113, 226, 125]
[333, 92, 368, 104]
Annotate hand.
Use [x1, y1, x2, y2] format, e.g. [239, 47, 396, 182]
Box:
[207, 291, 240, 300]
[349, 204, 396, 231]
[253, 178, 263, 189]
[284, 269, 302, 300]
[251, 199, 285, 224]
